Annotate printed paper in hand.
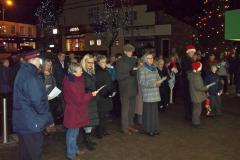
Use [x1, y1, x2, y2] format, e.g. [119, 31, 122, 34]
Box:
[160, 76, 167, 83]
[206, 82, 216, 89]
[97, 85, 106, 93]
[48, 87, 62, 100]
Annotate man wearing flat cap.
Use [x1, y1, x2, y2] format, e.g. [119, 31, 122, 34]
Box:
[116, 44, 139, 135]
[13, 50, 54, 160]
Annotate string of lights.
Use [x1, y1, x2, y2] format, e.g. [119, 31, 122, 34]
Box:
[195, 0, 230, 52]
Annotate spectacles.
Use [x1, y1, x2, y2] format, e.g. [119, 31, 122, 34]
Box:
[87, 61, 94, 64]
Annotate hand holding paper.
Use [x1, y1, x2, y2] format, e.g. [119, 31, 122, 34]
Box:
[48, 87, 62, 100]
[206, 82, 216, 89]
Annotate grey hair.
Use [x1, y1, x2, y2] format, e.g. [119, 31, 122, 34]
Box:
[96, 55, 107, 64]
[68, 62, 81, 74]
[142, 51, 154, 63]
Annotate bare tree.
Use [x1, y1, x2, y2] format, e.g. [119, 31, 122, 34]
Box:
[92, 0, 133, 55]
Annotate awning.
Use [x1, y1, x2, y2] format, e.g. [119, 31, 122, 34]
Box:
[225, 9, 240, 41]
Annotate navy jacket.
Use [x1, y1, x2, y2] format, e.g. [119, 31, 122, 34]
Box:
[13, 63, 53, 134]
[205, 72, 223, 96]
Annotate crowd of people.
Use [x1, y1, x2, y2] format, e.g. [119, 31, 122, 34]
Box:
[0, 44, 240, 160]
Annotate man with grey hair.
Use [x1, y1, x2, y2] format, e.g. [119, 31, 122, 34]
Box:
[116, 44, 139, 135]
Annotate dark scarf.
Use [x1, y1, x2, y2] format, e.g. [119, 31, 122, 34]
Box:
[122, 54, 135, 66]
[144, 63, 157, 72]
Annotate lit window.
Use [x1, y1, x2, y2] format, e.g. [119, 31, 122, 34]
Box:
[53, 28, 58, 35]
[97, 39, 101, 46]
[90, 40, 94, 46]
[115, 40, 119, 46]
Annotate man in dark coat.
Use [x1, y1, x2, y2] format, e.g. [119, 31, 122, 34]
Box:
[116, 44, 138, 134]
[53, 52, 68, 89]
[13, 50, 54, 160]
[53, 52, 68, 122]
[181, 45, 196, 121]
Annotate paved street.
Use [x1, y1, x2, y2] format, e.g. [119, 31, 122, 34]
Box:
[1, 93, 240, 160]
[44, 93, 240, 160]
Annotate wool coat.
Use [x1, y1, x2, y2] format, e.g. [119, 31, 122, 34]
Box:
[139, 65, 161, 103]
[188, 71, 207, 103]
[63, 74, 92, 128]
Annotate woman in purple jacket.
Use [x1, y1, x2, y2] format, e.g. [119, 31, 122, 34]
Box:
[63, 62, 98, 160]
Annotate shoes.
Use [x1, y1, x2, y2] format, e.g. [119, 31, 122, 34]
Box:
[148, 132, 155, 136]
[103, 131, 110, 136]
[83, 134, 96, 151]
[123, 128, 132, 135]
[192, 124, 200, 128]
[76, 149, 86, 156]
[128, 127, 139, 133]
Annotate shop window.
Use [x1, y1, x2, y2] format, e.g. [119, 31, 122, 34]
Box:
[89, 40, 94, 46]
[20, 26, 24, 35]
[11, 25, 16, 34]
[28, 27, 32, 37]
[66, 38, 85, 51]
[115, 40, 119, 46]
[97, 39, 101, 46]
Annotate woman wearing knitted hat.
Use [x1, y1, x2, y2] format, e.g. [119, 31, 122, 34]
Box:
[187, 61, 210, 127]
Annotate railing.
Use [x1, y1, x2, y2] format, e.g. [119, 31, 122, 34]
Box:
[2, 98, 8, 144]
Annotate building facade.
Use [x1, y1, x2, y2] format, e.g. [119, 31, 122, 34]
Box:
[58, 0, 195, 57]
[0, 21, 37, 52]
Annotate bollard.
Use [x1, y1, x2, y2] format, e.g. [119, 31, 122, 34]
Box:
[2, 98, 8, 144]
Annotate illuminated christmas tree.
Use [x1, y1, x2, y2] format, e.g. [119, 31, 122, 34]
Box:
[92, 0, 133, 55]
[35, 0, 59, 35]
[195, 0, 230, 52]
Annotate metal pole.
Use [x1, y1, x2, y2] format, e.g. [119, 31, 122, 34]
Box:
[3, 98, 8, 144]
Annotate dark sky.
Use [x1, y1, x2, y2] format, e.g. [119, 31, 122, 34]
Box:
[4, 0, 240, 24]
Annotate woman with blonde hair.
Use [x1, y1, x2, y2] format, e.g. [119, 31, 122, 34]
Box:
[80, 54, 99, 150]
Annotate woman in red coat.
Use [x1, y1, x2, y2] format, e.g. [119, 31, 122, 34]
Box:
[63, 62, 98, 160]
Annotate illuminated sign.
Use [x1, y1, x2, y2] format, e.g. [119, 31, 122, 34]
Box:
[69, 27, 80, 32]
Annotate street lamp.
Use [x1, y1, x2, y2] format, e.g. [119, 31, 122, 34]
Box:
[2, 0, 13, 21]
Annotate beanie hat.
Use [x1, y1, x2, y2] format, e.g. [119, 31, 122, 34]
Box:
[123, 44, 135, 52]
[22, 50, 40, 60]
[186, 45, 196, 53]
[192, 61, 202, 72]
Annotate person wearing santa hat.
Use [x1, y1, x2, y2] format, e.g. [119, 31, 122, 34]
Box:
[187, 61, 209, 127]
[181, 45, 196, 121]
[13, 50, 54, 160]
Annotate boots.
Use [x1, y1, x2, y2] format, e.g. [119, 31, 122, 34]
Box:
[83, 133, 96, 151]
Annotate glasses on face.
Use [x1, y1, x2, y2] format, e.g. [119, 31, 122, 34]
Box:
[87, 61, 94, 64]
[147, 57, 154, 60]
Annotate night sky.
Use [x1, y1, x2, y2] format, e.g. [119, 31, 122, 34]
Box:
[4, 0, 240, 24]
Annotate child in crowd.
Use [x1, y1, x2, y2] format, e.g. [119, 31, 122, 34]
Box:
[157, 59, 170, 111]
[188, 61, 208, 127]
[205, 64, 223, 116]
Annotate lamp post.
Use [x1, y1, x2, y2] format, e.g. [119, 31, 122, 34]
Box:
[2, 0, 13, 20]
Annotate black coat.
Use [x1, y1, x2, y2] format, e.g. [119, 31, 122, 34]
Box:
[95, 65, 114, 112]
[83, 71, 99, 126]
[205, 72, 222, 96]
[53, 60, 67, 88]
[181, 55, 193, 80]
[157, 67, 170, 92]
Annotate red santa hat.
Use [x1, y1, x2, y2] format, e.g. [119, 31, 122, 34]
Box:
[22, 50, 40, 60]
[192, 61, 202, 72]
[186, 44, 196, 53]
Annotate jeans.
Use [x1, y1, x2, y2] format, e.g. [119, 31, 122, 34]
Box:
[66, 128, 79, 158]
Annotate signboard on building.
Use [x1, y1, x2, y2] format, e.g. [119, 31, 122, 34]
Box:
[225, 9, 240, 41]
